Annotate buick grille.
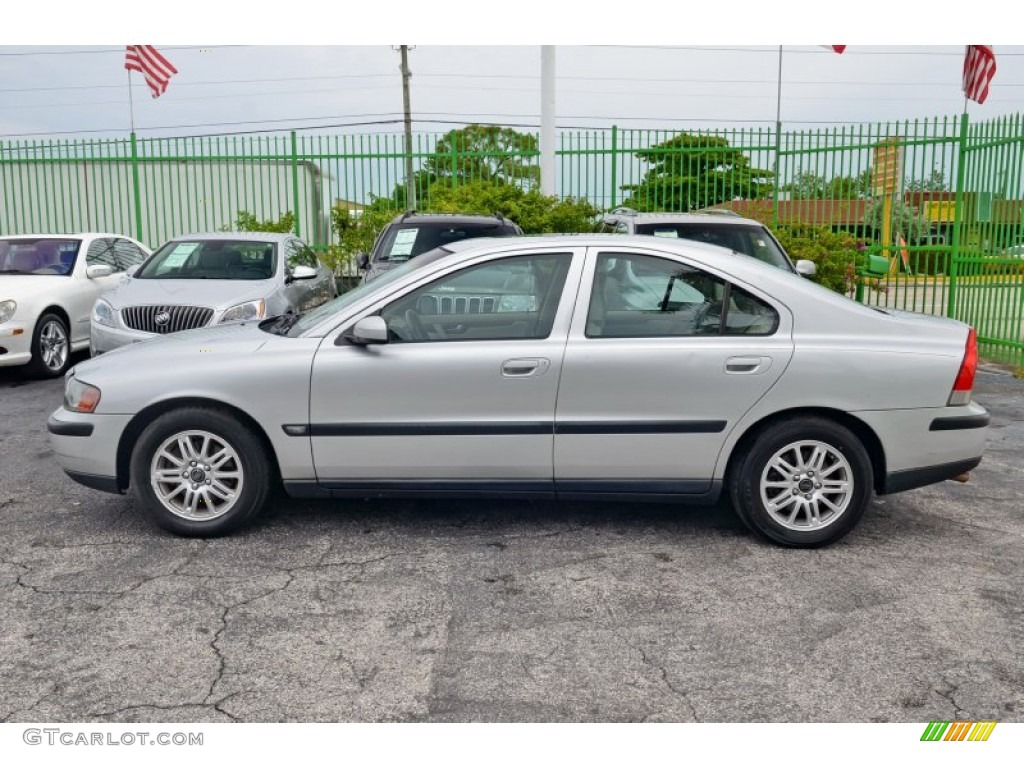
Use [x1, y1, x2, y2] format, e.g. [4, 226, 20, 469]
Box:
[122, 305, 215, 334]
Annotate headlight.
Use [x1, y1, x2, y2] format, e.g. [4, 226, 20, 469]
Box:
[0, 299, 15, 324]
[219, 299, 266, 323]
[64, 378, 101, 413]
[92, 299, 116, 327]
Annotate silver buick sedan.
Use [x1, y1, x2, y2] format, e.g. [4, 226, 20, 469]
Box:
[48, 235, 989, 547]
[89, 233, 335, 354]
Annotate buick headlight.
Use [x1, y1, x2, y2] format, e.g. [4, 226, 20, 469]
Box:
[64, 377, 101, 413]
[92, 299, 116, 327]
[0, 299, 15, 324]
[219, 299, 265, 323]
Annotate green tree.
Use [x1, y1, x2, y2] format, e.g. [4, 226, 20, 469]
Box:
[906, 169, 949, 192]
[784, 170, 828, 199]
[422, 124, 540, 188]
[863, 199, 931, 242]
[423, 180, 598, 234]
[783, 169, 873, 199]
[827, 170, 873, 198]
[621, 132, 772, 212]
[233, 210, 295, 233]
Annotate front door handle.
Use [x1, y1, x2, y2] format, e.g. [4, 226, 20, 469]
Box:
[501, 358, 550, 378]
[725, 356, 771, 374]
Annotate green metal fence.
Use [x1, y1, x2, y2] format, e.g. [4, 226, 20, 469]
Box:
[1, 114, 1022, 367]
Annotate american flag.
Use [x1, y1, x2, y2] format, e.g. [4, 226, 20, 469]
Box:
[125, 45, 178, 99]
[963, 45, 997, 104]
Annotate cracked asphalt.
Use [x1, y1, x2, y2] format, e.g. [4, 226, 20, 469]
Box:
[1, 359, 1022, 723]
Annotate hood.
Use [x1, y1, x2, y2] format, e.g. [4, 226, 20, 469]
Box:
[71, 320, 270, 379]
[0, 274, 73, 301]
[103, 277, 277, 311]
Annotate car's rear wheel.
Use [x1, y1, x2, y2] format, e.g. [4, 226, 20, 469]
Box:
[729, 417, 873, 547]
[26, 312, 71, 378]
[130, 407, 271, 537]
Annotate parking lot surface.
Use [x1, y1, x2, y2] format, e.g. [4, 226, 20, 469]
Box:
[1, 361, 1021, 722]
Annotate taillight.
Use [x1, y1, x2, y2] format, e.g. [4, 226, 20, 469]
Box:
[948, 327, 977, 406]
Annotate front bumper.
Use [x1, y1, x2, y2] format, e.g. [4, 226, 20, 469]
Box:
[0, 322, 32, 367]
[47, 408, 133, 494]
[89, 321, 156, 355]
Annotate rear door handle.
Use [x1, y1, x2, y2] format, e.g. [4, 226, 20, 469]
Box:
[725, 356, 771, 374]
[502, 358, 550, 378]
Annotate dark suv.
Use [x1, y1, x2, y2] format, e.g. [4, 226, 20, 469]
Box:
[599, 207, 816, 277]
[357, 212, 523, 283]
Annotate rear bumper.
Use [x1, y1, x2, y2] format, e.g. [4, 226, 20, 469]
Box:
[851, 401, 989, 496]
[882, 456, 982, 494]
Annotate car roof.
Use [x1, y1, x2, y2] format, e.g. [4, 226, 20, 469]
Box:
[389, 212, 517, 227]
[604, 209, 766, 228]
[443, 233, 741, 259]
[0, 232, 137, 240]
[171, 232, 296, 242]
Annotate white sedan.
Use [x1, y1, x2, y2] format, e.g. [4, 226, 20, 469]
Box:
[0, 233, 151, 377]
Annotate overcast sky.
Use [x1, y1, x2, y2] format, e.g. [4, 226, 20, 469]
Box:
[1, 44, 1023, 140]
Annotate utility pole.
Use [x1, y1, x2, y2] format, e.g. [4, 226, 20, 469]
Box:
[399, 45, 416, 211]
[540, 46, 556, 196]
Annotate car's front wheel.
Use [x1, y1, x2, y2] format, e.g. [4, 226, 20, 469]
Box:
[130, 407, 272, 536]
[729, 416, 873, 547]
[26, 312, 71, 378]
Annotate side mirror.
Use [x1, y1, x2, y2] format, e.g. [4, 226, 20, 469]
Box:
[86, 264, 113, 279]
[356, 252, 370, 271]
[287, 264, 318, 283]
[341, 316, 389, 346]
[795, 259, 817, 277]
[125, 264, 140, 278]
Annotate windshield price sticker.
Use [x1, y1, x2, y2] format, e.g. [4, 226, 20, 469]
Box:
[162, 243, 199, 268]
[390, 229, 418, 257]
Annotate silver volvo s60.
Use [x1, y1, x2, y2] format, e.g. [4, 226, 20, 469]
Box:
[48, 235, 989, 547]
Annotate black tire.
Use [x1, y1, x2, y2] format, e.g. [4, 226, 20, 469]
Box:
[728, 416, 873, 548]
[130, 407, 272, 537]
[26, 312, 71, 378]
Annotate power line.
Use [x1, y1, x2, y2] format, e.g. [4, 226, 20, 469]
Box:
[2, 108, 985, 140]
[0, 45, 254, 57]
[0, 73, 397, 94]
[8, 80, 1023, 112]
[591, 45, 1024, 56]
[6, 70, 1024, 96]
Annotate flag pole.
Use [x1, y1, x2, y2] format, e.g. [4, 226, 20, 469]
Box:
[127, 69, 136, 133]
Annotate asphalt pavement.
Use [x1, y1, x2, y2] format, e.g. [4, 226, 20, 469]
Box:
[1, 359, 1021, 722]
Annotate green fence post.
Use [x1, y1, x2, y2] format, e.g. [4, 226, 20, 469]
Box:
[450, 135, 458, 193]
[609, 125, 618, 210]
[290, 130, 301, 237]
[772, 121, 782, 228]
[130, 132, 144, 243]
[947, 112, 969, 318]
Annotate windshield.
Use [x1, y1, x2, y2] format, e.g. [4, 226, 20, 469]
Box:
[635, 223, 794, 272]
[0, 238, 81, 276]
[136, 239, 277, 280]
[276, 247, 454, 337]
[374, 222, 519, 263]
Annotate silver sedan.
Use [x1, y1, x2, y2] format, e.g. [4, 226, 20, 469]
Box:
[89, 232, 335, 354]
[48, 235, 989, 547]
